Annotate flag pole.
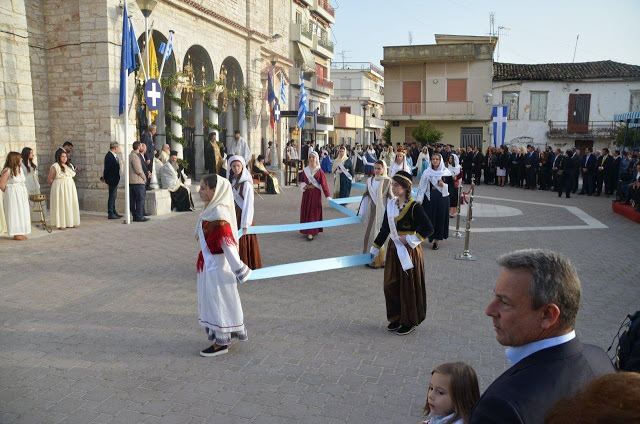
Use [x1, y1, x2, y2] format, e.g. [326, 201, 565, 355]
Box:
[158, 30, 173, 82]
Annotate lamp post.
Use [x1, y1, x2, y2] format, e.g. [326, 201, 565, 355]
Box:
[136, 0, 157, 128]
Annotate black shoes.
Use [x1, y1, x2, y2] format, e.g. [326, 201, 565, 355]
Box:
[134, 217, 150, 222]
[396, 325, 416, 335]
[432, 243, 439, 250]
[387, 321, 401, 331]
[108, 212, 123, 219]
[200, 344, 228, 357]
[108, 215, 119, 219]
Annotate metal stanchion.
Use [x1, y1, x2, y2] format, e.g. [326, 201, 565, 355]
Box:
[455, 179, 477, 261]
[452, 181, 464, 238]
[467, 175, 476, 222]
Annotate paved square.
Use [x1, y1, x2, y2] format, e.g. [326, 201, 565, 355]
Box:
[1, 180, 638, 423]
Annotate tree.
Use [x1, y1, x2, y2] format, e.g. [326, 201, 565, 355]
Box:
[383, 124, 391, 144]
[614, 124, 639, 149]
[411, 122, 443, 146]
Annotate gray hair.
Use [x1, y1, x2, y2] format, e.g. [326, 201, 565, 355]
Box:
[109, 141, 119, 149]
[148, 124, 157, 131]
[497, 249, 581, 330]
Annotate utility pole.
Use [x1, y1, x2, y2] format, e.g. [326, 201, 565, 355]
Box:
[338, 50, 351, 69]
[572, 34, 580, 63]
[408, 31, 413, 45]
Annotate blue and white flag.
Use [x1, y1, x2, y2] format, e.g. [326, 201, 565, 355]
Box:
[297, 72, 307, 128]
[119, 3, 139, 116]
[280, 77, 286, 105]
[492, 105, 508, 147]
[158, 33, 173, 61]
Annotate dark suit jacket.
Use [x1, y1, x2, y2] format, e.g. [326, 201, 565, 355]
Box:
[597, 154, 613, 174]
[544, 152, 555, 170]
[472, 153, 484, 170]
[139, 152, 149, 176]
[469, 337, 614, 424]
[103, 151, 120, 186]
[560, 155, 573, 175]
[141, 131, 155, 164]
[581, 154, 596, 173]
[526, 152, 539, 169]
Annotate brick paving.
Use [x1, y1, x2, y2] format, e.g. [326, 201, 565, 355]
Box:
[1, 179, 639, 423]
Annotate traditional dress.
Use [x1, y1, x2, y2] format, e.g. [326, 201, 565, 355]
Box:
[228, 156, 262, 270]
[160, 161, 195, 211]
[371, 196, 433, 329]
[299, 153, 332, 236]
[0, 190, 6, 234]
[363, 148, 377, 175]
[196, 177, 251, 346]
[353, 147, 364, 176]
[50, 162, 80, 228]
[331, 152, 353, 198]
[417, 156, 453, 241]
[320, 149, 332, 173]
[447, 154, 462, 209]
[2, 168, 31, 237]
[381, 149, 393, 167]
[417, 150, 430, 178]
[228, 137, 251, 165]
[251, 162, 280, 194]
[389, 154, 412, 179]
[22, 163, 45, 221]
[358, 162, 392, 267]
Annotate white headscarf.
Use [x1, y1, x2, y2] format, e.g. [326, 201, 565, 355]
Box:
[227, 155, 252, 186]
[424, 154, 452, 201]
[389, 152, 411, 178]
[447, 153, 461, 175]
[199, 176, 239, 243]
[307, 151, 320, 174]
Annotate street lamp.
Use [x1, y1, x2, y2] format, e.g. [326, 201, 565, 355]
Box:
[483, 92, 492, 104]
[136, 0, 157, 128]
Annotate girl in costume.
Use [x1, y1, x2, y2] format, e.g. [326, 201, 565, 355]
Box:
[299, 152, 332, 241]
[0, 152, 31, 240]
[331, 146, 353, 198]
[417, 154, 453, 250]
[48, 149, 80, 230]
[388, 150, 412, 179]
[417, 146, 431, 179]
[446, 153, 462, 217]
[227, 156, 262, 269]
[358, 160, 392, 268]
[370, 170, 433, 335]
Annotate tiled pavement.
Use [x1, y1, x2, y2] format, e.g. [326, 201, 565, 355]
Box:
[1, 179, 638, 424]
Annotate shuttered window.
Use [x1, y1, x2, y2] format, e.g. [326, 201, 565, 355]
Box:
[446, 79, 467, 102]
[631, 91, 640, 112]
[530, 92, 548, 121]
[402, 81, 421, 114]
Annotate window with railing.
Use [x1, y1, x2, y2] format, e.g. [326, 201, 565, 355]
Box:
[300, 21, 312, 38]
[317, 0, 335, 16]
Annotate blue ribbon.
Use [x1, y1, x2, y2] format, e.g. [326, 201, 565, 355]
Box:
[247, 253, 372, 281]
[240, 216, 361, 236]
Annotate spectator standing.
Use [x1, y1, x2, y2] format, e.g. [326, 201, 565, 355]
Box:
[0, 152, 31, 240]
[48, 149, 80, 230]
[579, 147, 596, 195]
[101, 142, 122, 219]
[469, 249, 614, 424]
[128, 141, 148, 222]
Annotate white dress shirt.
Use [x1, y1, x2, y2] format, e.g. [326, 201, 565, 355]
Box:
[505, 330, 576, 365]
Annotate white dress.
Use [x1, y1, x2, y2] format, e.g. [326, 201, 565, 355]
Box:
[2, 168, 31, 237]
[21, 163, 46, 221]
[0, 190, 6, 234]
[50, 163, 80, 228]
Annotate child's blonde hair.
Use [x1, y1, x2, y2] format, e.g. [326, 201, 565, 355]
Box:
[423, 362, 480, 424]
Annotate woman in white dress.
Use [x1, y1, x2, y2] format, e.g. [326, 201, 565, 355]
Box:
[196, 173, 252, 357]
[0, 152, 31, 240]
[388, 150, 412, 179]
[417, 146, 430, 178]
[48, 149, 80, 230]
[21, 147, 45, 221]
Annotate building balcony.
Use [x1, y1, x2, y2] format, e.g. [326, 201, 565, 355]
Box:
[312, 75, 334, 95]
[312, 34, 335, 59]
[290, 21, 313, 47]
[365, 116, 386, 129]
[382, 101, 474, 120]
[290, 68, 313, 86]
[303, 114, 334, 131]
[547, 121, 619, 139]
[331, 61, 384, 78]
[310, 0, 335, 24]
[333, 88, 383, 104]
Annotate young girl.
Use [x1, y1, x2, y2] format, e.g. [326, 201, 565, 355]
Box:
[388, 150, 411, 178]
[331, 146, 353, 198]
[0, 152, 31, 240]
[358, 160, 392, 268]
[21, 147, 45, 221]
[370, 170, 433, 335]
[422, 362, 480, 424]
[417, 154, 453, 250]
[446, 154, 462, 218]
[299, 152, 332, 241]
[227, 156, 262, 269]
[48, 149, 80, 230]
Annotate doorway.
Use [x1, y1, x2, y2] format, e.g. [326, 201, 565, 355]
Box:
[568, 94, 591, 133]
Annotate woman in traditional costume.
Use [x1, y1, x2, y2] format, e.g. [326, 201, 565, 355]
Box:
[227, 156, 262, 269]
[358, 160, 392, 268]
[48, 149, 80, 230]
[417, 146, 430, 178]
[0, 152, 31, 240]
[251, 155, 281, 194]
[389, 150, 412, 179]
[196, 174, 252, 357]
[417, 154, 453, 250]
[331, 146, 353, 198]
[363, 145, 377, 176]
[320, 148, 332, 173]
[20, 147, 44, 221]
[446, 153, 462, 217]
[353, 144, 364, 181]
[381, 145, 394, 167]
[299, 152, 332, 241]
[370, 170, 433, 335]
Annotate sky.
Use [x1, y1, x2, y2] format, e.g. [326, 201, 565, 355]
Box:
[330, 0, 640, 66]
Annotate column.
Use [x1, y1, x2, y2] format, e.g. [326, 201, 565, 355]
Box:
[225, 98, 234, 152]
[194, 95, 204, 178]
[155, 100, 166, 149]
[170, 84, 184, 158]
[208, 91, 220, 140]
[239, 99, 248, 151]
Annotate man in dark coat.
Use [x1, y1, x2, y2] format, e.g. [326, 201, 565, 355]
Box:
[101, 141, 122, 219]
[469, 249, 614, 424]
[595, 147, 613, 197]
[579, 147, 596, 195]
[140, 124, 157, 189]
[471, 147, 484, 185]
[524, 145, 539, 189]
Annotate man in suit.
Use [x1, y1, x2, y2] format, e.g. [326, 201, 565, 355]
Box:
[101, 141, 122, 219]
[141, 124, 156, 189]
[540, 146, 554, 190]
[557, 149, 574, 198]
[551, 148, 563, 191]
[595, 147, 613, 197]
[471, 147, 483, 185]
[608, 149, 621, 196]
[462, 147, 473, 183]
[129, 141, 149, 222]
[524, 145, 538, 189]
[469, 249, 614, 424]
[579, 147, 596, 195]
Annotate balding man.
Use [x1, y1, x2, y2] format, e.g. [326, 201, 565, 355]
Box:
[469, 249, 614, 424]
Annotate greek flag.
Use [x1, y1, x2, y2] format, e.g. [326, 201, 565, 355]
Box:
[492, 105, 508, 147]
[280, 77, 286, 105]
[297, 72, 307, 128]
[158, 33, 173, 61]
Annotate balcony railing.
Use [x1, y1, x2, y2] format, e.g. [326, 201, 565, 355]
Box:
[383, 101, 473, 116]
[316, 75, 334, 90]
[548, 121, 618, 138]
[331, 62, 384, 76]
[317, 0, 335, 17]
[365, 116, 386, 128]
[317, 37, 334, 53]
[333, 88, 383, 103]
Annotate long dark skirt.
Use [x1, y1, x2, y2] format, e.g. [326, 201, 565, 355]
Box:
[170, 186, 194, 211]
[424, 189, 449, 240]
[266, 175, 277, 194]
[449, 185, 459, 208]
[383, 242, 426, 328]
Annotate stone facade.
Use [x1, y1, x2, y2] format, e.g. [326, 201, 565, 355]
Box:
[1, 0, 292, 211]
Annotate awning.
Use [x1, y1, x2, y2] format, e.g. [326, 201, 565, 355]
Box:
[614, 110, 640, 121]
[294, 42, 316, 74]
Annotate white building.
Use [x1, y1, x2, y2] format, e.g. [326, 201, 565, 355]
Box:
[288, 0, 335, 146]
[331, 62, 385, 146]
[492, 60, 640, 152]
